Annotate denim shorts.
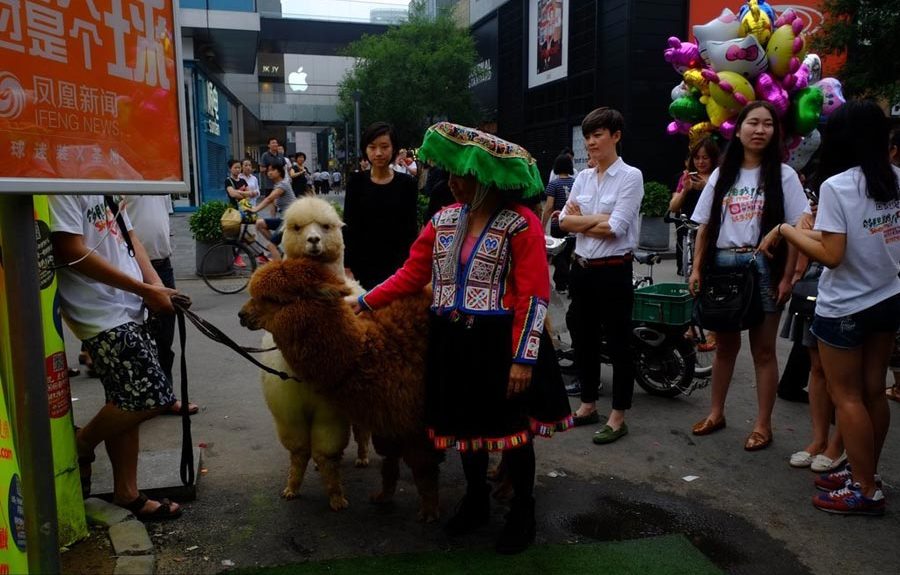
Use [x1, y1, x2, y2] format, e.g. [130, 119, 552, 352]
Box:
[263, 217, 284, 245]
[711, 249, 778, 314]
[811, 293, 900, 349]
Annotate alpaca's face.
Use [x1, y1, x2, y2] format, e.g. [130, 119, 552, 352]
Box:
[281, 198, 345, 263]
[238, 297, 279, 331]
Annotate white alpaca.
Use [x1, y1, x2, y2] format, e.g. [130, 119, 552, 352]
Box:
[258, 197, 369, 510]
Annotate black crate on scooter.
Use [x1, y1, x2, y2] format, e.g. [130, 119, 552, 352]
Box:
[632, 283, 694, 326]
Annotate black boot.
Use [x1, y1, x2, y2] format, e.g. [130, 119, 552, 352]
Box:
[445, 486, 490, 536]
[496, 496, 535, 554]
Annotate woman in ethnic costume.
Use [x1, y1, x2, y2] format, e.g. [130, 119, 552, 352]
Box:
[348, 122, 572, 554]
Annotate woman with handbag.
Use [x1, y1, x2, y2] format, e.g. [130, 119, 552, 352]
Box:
[759, 100, 900, 516]
[688, 101, 807, 450]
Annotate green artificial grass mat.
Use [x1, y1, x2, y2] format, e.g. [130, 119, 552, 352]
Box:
[232, 534, 722, 575]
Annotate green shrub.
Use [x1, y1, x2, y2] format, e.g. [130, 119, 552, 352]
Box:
[331, 201, 344, 220]
[641, 181, 671, 217]
[188, 200, 229, 243]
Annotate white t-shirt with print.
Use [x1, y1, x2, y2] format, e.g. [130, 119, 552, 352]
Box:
[691, 164, 807, 248]
[814, 166, 900, 318]
[48, 195, 145, 341]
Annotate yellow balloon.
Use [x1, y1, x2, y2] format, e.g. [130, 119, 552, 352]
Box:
[689, 122, 716, 148]
[740, 0, 773, 46]
[683, 68, 709, 95]
[703, 96, 732, 127]
[766, 12, 807, 77]
[708, 70, 755, 113]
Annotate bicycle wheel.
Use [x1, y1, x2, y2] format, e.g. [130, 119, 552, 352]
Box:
[690, 325, 714, 377]
[634, 335, 696, 397]
[200, 241, 257, 294]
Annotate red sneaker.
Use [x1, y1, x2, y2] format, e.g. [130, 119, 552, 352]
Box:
[815, 465, 882, 492]
[256, 255, 269, 266]
[233, 254, 247, 268]
[813, 482, 885, 516]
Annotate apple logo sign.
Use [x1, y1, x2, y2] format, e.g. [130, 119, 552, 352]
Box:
[288, 66, 309, 92]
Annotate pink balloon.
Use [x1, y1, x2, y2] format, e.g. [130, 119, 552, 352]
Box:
[754, 72, 790, 117]
[664, 37, 702, 74]
[667, 120, 692, 136]
[720, 120, 736, 139]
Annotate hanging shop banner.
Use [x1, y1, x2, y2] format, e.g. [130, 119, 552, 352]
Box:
[528, 0, 568, 89]
[0, 0, 189, 195]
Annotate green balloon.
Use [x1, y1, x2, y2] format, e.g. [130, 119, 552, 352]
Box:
[790, 87, 824, 136]
[668, 96, 707, 123]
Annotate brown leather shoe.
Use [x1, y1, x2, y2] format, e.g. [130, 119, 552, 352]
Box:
[691, 417, 726, 436]
[744, 430, 772, 451]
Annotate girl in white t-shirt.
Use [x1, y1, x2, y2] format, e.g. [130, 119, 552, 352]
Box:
[759, 101, 900, 516]
[688, 101, 806, 451]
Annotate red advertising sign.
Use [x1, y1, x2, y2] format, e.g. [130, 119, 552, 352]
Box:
[0, 0, 188, 194]
[688, 1, 844, 76]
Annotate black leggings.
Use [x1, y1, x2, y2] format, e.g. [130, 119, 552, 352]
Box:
[460, 443, 535, 500]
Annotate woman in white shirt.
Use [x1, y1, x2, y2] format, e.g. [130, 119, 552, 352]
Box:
[241, 159, 260, 204]
[759, 100, 900, 516]
[689, 101, 807, 451]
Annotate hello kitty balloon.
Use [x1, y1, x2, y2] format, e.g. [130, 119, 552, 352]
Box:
[693, 8, 742, 64]
[706, 36, 768, 79]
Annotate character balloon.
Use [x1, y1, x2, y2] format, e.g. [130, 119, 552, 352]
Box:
[803, 54, 822, 84]
[815, 78, 845, 119]
[766, 9, 806, 77]
[669, 96, 707, 124]
[689, 121, 717, 148]
[790, 87, 824, 135]
[671, 82, 691, 101]
[738, 0, 775, 46]
[703, 95, 733, 127]
[703, 69, 756, 113]
[683, 68, 710, 95]
[664, 37, 702, 74]
[706, 36, 768, 79]
[786, 129, 821, 171]
[694, 8, 742, 64]
[667, 120, 693, 136]
[754, 72, 790, 116]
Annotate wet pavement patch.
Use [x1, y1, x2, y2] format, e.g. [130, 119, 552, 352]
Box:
[554, 479, 812, 575]
[231, 536, 720, 575]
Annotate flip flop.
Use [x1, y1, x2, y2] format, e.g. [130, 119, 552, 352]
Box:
[120, 492, 182, 522]
[164, 401, 199, 416]
[886, 386, 900, 403]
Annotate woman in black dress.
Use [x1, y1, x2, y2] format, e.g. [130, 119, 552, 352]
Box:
[343, 122, 419, 289]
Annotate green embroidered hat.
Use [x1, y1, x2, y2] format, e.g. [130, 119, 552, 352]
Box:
[417, 122, 544, 199]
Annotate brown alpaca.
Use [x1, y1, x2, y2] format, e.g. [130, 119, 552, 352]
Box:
[239, 258, 442, 521]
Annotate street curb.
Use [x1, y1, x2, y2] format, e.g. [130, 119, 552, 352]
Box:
[85, 498, 155, 575]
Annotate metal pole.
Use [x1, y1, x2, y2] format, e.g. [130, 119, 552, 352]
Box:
[353, 90, 362, 165]
[0, 194, 60, 574]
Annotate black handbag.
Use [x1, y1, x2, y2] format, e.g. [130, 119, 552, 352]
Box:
[693, 258, 764, 332]
[787, 263, 822, 318]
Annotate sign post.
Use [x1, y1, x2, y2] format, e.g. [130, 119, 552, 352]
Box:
[0, 1, 189, 571]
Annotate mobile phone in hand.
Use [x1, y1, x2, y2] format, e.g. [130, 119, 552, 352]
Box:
[804, 187, 818, 205]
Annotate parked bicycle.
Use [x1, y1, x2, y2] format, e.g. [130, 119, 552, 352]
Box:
[666, 212, 714, 378]
[199, 216, 272, 294]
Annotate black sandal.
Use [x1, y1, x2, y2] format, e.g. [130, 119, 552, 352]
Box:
[120, 492, 183, 522]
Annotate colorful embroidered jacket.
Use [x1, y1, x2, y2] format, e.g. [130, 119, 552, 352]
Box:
[360, 203, 550, 364]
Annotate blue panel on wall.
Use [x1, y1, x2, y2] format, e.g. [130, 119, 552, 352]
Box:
[191, 65, 232, 205]
[180, 0, 256, 12]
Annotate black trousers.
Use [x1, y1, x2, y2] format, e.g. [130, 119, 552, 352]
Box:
[149, 257, 175, 384]
[566, 261, 635, 409]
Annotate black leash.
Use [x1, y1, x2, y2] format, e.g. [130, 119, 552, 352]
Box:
[171, 298, 294, 380]
[175, 309, 194, 486]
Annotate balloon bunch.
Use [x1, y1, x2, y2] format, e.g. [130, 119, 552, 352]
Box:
[664, 1, 846, 170]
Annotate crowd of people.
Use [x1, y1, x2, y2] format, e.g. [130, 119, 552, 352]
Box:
[48, 98, 898, 556]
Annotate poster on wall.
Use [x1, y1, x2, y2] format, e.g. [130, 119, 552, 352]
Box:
[0, 0, 189, 194]
[528, 0, 568, 89]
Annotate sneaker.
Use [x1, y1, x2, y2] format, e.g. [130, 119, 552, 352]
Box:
[564, 378, 582, 397]
[256, 255, 270, 266]
[233, 254, 247, 268]
[815, 465, 882, 492]
[813, 482, 885, 516]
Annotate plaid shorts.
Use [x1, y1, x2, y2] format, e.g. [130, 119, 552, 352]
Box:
[83, 322, 176, 411]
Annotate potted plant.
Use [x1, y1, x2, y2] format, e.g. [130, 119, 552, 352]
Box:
[188, 200, 230, 274]
[639, 181, 672, 251]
